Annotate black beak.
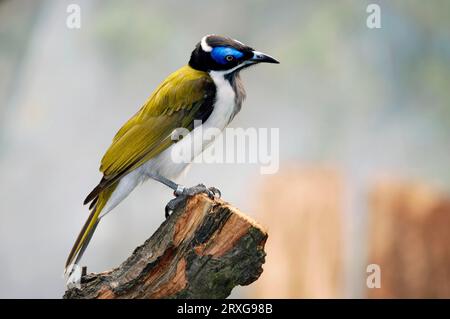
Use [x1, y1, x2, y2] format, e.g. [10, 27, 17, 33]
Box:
[250, 50, 280, 64]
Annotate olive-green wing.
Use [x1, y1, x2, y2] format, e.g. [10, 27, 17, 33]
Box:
[84, 65, 214, 205]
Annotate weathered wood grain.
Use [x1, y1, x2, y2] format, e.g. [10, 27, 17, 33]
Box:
[64, 194, 267, 299]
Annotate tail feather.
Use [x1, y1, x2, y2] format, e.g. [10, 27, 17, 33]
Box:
[65, 184, 117, 275]
[64, 207, 100, 273]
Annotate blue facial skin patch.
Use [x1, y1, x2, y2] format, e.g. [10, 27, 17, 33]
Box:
[211, 46, 244, 65]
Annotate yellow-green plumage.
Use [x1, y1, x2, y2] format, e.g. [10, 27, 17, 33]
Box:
[65, 65, 214, 271]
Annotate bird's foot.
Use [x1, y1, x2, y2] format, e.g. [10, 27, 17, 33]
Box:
[176, 183, 221, 199]
[165, 184, 221, 218]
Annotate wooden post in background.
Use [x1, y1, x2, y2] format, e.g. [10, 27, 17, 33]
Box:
[367, 179, 450, 298]
[249, 167, 344, 298]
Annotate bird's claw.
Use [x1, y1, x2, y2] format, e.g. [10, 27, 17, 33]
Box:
[207, 186, 221, 199]
[165, 196, 184, 218]
[165, 184, 222, 218]
[180, 183, 220, 199]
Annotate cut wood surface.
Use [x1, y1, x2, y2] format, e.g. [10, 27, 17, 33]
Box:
[64, 194, 268, 299]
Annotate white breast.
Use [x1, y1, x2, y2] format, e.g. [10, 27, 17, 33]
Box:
[142, 71, 236, 179]
[205, 71, 236, 131]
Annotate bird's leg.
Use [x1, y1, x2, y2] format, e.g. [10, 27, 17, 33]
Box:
[148, 173, 221, 218]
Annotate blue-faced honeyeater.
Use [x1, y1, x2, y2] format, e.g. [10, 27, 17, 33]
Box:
[65, 35, 279, 281]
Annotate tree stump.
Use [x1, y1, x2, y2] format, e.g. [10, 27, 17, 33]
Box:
[63, 194, 268, 299]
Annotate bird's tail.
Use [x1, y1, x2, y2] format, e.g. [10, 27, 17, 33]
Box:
[64, 185, 116, 276]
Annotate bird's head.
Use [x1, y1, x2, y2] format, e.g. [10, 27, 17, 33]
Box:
[189, 35, 279, 74]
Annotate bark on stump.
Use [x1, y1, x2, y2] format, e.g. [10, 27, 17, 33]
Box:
[63, 194, 268, 299]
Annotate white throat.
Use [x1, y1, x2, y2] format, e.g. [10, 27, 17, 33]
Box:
[207, 71, 236, 130]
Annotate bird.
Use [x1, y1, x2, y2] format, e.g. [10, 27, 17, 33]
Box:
[64, 34, 279, 282]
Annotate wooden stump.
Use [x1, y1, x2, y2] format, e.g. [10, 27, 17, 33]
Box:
[64, 194, 267, 299]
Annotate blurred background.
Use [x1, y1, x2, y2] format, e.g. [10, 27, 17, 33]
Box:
[0, 0, 449, 298]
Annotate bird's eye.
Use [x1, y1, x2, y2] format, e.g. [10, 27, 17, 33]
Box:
[225, 55, 234, 62]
